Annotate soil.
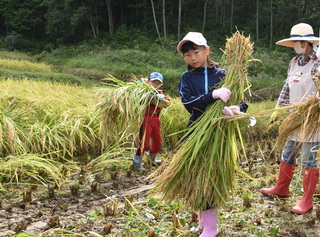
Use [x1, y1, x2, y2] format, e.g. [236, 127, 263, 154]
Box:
[0, 151, 319, 237]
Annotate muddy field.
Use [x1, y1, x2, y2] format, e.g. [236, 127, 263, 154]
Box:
[0, 146, 319, 237]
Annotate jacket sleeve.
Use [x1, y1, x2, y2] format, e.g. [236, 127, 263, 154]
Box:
[179, 73, 215, 114]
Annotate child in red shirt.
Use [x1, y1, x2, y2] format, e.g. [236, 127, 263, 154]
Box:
[132, 72, 170, 171]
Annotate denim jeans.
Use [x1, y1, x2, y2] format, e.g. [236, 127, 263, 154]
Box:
[281, 140, 319, 168]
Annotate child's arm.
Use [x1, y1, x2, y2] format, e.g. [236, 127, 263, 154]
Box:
[156, 91, 170, 108]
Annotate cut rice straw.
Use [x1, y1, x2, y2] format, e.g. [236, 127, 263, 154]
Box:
[95, 74, 162, 140]
[276, 72, 320, 149]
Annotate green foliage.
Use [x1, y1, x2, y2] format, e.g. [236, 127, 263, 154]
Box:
[0, 0, 319, 50]
[5, 31, 24, 51]
[0, 0, 45, 35]
[110, 26, 153, 50]
[37, 43, 184, 95]
[33, 38, 290, 98]
[248, 48, 293, 90]
[268, 225, 280, 235]
[0, 54, 99, 87]
[87, 209, 102, 221]
[41, 0, 86, 44]
[0, 50, 34, 61]
[16, 232, 36, 237]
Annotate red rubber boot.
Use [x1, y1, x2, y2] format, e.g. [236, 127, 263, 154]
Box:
[291, 168, 319, 214]
[260, 161, 296, 197]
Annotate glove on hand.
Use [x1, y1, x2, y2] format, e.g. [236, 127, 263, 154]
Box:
[156, 94, 165, 100]
[222, 105, 240, 116]
[212, 88, 231, 102]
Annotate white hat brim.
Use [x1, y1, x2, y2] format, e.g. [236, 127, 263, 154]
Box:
[177, 40, 190, 52]
[149, 78, 163, 83]
[276, 36, 320, 47]
[176, 39, 208, 52]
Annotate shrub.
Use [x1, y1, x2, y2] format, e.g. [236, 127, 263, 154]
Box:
[5, 31, 24, 51]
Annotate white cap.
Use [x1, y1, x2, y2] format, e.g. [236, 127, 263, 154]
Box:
[177, 32, 208, 52]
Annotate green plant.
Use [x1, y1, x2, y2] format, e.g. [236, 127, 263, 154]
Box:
[268, 225, 280, 235]
[5, 31, 24, 51]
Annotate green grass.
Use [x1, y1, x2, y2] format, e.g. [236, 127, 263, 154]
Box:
[34, 43, 290, 96]
[0, 58, 53, 72]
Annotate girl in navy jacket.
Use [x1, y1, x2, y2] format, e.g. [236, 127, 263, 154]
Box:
[177, 32, 248, 236]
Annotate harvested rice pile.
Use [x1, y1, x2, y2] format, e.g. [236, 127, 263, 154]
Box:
[95, 75, 162, 140]
[276, 72, 320, 149]
[151, 31, 253, 211]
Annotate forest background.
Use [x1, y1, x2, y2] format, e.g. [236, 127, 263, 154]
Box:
[1, 0, 319, 50]
[0, 0, 320, 96]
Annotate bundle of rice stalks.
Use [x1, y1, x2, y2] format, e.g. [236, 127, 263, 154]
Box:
[87, 141, 134, 173]
[276, 72, 320, 149]
[95, 74, 164, 141]
[151, 31, 253, 211]
[160, 98, 189, 147]
[0, 154, 63, 187]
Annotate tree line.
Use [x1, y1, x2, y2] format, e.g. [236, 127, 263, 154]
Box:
[0, 0, 319, 51]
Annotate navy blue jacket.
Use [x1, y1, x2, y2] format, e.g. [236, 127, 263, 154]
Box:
[178, 65, 248, 126]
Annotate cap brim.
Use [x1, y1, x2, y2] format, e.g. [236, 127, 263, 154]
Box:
[177, 40, 190, 52]
[149, 78, 163, 83]
[176, 39, 208, 52]
[276, 37, 320, 47]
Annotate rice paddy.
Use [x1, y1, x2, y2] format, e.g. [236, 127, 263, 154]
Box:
[0, 59, 53, 73]
[0, 50, 318, 237]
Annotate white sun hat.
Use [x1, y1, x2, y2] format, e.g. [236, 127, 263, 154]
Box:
[177, 32, 208, 52]
[276, 23, 320, 47]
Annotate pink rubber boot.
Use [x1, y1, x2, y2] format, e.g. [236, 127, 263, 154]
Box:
[199, 208, 218, 237]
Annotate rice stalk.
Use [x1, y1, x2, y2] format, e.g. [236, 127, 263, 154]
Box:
[0, 154, 63, 187]
[5, 117, 15, 152]
[0, 123, 3, 151]
[0, 115, 27, 156]
[151, 31, 253, 211]
[276, 72, 320, 149]
[160, 98, 189, 147]
[87, 140, 134, 173]
[0, 79, 101, 158]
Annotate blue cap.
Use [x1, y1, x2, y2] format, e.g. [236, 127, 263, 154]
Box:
[148, 72, 164, 83]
